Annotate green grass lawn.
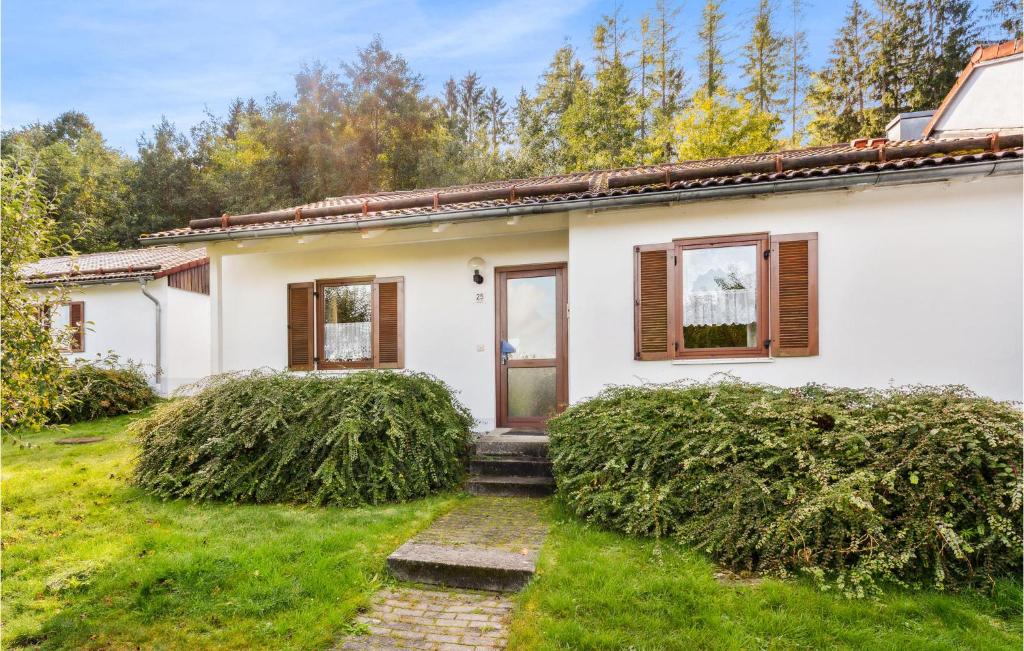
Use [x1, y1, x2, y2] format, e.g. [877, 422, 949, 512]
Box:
[2, 413, 463, 650]
[5, 414, 1021, 650]
[508, 503, 1023, 650]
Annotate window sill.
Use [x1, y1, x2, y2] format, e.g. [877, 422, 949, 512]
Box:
[672, 357, 773, 366]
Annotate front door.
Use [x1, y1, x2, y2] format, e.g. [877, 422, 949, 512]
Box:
[495, 263, 567, 429]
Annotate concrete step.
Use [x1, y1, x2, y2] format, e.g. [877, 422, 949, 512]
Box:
[473, 435, 549, 458]
[467, 475, 555, 498]
[470, 456, 553, 478]
[387, 542, 536, 592]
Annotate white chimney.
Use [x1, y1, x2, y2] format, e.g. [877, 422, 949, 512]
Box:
[885, 111, 936, 141]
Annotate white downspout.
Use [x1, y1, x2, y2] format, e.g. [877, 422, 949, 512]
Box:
[139, 280, 162, 390]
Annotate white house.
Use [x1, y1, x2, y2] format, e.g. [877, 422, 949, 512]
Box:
[25, 246, 212, 396]
[141, 42, 1024, 430]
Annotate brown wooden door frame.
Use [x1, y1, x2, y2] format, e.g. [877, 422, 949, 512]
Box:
[494, 262, 568, 430]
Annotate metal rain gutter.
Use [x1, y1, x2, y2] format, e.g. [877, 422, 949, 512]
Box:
[138, 280, 162, 389]
[144, 158, 1022, 245]
[26, 274, 157, 289]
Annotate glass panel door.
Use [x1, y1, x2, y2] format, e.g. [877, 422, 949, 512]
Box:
[496, 265, 567, 429]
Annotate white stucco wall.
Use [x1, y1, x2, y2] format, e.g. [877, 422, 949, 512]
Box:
[55, 280, 163, 383]
[933, 55, 1023, 137]
[163, 286, 211, 394]
[568, 174, 1023, 402]
[40, 278, 211, 396]
[211, 226, 569, 429]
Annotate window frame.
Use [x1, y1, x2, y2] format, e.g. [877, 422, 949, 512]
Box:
[51, 301, 85, 354]
[673, 233, 770, 359]
[315, 276, 375, 370]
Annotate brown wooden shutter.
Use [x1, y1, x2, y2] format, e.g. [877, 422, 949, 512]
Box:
[770, 233, 818, 357]
[634, 243, 675, 360]
[69, 301, 85, 352]
[287, 282, 315, 370]
[373, 277, 404, 369]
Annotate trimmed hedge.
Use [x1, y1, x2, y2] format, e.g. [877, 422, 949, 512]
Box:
[53, 358, 156, 423]
[132, 370, 473, 506]
[549, 380, 1023, 597]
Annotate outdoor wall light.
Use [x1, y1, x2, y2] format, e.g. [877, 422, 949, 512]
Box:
[468, 257, 485, 284]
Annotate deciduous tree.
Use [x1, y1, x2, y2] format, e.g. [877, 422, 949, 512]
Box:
[671, 89, 778, 160]
[1, 154, 73, 434]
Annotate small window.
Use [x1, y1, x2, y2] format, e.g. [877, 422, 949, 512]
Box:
[309, 276, 404, 370]
[51, 301, 85, 353]
[675, 234, 768, 358]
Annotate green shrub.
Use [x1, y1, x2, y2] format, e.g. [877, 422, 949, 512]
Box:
[132, 370, 473, 506]
[549, 379, 1023, 597]
[52, 357, 156, 423]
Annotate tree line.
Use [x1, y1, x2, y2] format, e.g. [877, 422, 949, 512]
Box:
[2, 0, 1020, 253]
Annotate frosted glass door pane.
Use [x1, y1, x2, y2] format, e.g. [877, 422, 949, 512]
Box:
[507, 367, 557, 419]
[507, 276, 556, 360]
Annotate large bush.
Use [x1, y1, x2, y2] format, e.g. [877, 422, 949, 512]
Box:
[549, 380, 1023, 597]
[133, 370, 473, 506]
[52, 357, 157, 423]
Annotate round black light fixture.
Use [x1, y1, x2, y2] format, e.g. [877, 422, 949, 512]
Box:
[468, 257, 486, 284]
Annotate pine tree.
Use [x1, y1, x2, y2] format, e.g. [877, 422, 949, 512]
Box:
[913, 0, 978, 109]
[458, 72, 485, 141]
[482, 88, 510, 155]
[782, 0, 811, 145]
[646, 0, 686, 162]
[742, 0, 785, 119]
[561, 11, 640, 170]
[697, 0, 727, 96]
[443, 77, 461, 135]
[514, 45, 586, 174]
[638, 15, 654, 155]
[806, 0, 879, 143]
[872, 0, 927, 116]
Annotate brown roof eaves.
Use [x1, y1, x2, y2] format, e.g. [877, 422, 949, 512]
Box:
[923, 39, 1023, 137]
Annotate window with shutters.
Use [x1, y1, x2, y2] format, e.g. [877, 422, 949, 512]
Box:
[289, 276, 404, 371]
[51, 301, 85, 353]
[635, 232, 817, 360]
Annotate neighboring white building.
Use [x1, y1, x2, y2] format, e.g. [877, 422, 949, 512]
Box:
[925, 39, 1023, 139]
[25, 247, 211, 396]
[140, 42, 1024, 429]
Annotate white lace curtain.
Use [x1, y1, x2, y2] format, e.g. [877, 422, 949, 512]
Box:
[684, 289, 757, 326]
[324, 322, 371, 361]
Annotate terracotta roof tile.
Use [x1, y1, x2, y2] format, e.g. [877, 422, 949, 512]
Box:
[24, 246, 207, 286]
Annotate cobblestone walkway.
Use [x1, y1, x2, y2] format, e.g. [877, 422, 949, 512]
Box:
[337, 586, 512, 651]
[403, 497, 547, 556]
[336, 498, 548, 650]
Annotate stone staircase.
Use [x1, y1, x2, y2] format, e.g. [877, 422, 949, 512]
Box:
[466, 431, 554, 498]
[340, 433, 555, 648]
[385, 497, 548, 592]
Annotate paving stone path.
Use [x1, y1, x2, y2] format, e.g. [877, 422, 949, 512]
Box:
[337, 586, 512, 651]
[336, 497, 548, 650]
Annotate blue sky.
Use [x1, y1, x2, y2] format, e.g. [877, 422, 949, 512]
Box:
[0, 1, 929, 153]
